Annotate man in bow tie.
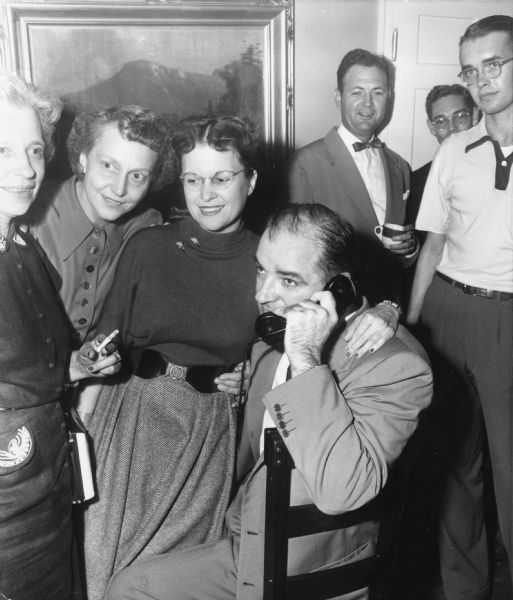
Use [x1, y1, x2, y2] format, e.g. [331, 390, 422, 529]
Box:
[288, 49, 417, 351]
[407, 15, 513, 600]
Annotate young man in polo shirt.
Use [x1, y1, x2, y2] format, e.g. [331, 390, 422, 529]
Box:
[407, 15, 513, 600]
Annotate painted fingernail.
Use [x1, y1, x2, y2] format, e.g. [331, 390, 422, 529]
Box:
[87, 366, 96, 372]
[369, 347, 375, 353]
[346, 351, 352, 357]
[354, 352, 360, 359]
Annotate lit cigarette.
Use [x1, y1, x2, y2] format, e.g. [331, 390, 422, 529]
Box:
[92, 329, 119, 353]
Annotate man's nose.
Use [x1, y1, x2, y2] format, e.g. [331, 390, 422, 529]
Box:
[476, 67, 489, 88]
[255, 276, 276, 305]
[361, 92, 373, 107]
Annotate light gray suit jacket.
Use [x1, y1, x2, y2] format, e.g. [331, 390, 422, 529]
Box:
[228, 325, 432, 600]
[288, 128, 412, 304]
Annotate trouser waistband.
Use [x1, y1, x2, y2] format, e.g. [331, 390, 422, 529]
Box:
[436, 272, 513, 301]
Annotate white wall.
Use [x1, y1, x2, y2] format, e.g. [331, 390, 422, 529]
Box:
[294, 0, 379, 148]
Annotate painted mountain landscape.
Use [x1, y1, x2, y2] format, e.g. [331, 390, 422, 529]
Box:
[60, 44, 264, 125]
[63, 59, 226, 119]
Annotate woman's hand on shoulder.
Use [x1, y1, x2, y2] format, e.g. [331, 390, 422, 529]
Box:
[344, 303, 399, 358]
[215, 360, 250, 407]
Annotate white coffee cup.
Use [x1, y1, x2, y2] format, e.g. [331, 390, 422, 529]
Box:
[374, 223, 408, 249]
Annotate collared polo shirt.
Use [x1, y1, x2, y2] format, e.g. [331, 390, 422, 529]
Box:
[26, 177, 162, 343]
[416, 121, 513, 292]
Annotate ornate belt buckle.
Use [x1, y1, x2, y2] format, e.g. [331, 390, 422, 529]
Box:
[165, 364, 187, 381]
[466, 285, 494, 298]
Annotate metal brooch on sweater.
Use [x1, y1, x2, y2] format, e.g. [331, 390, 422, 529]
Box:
[0, 235, 9, 254]
[176, 241, 185, 252]
[190, 237, 200, 247]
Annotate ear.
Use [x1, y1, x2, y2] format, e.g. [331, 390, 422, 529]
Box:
[471, 106, 480, 126]
[427, 119, 437, 138]
[335, 90, 342, 110]
[79, 152, 88, 174]
[247, 170, 258, 197]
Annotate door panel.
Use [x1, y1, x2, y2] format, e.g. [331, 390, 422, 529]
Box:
[378, 1, 513, 169]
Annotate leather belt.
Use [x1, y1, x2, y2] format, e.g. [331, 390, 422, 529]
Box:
[436, 272, 513, 301]
[135, 350, 223, 393]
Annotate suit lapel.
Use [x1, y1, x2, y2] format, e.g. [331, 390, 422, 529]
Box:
[381, 147, 408, 223]
[323, 129, 379, 227]
[246, 344, 283, 462]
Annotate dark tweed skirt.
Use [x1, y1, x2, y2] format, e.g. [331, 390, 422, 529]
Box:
[83, 373, 236, 600]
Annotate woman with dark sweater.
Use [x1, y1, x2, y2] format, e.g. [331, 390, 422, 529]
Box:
[82, 116, 260, 600]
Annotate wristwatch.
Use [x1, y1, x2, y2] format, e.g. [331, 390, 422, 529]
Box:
[380, 299, 403, 317]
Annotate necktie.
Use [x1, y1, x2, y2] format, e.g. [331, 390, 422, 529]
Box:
[465, 135, 513, 191]
[353, 138, 384, 152]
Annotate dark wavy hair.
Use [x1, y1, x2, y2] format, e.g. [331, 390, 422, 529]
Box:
[264, 203, 356, 280]
[172, 115, 259, 174]
[336, 49, 393, 92]
[0, 71, 62, 162]
[460, 15, 513, 47]
[67, 105, 177, 192]
[425, 84, 475, 120]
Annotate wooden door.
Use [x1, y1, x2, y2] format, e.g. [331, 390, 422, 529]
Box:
[378, 0, 513, 169]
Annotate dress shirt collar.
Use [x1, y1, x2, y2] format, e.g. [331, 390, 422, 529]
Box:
[337, 123, 381, 156]
[55, 177, 126, 261]
[464, 121, 513, 191]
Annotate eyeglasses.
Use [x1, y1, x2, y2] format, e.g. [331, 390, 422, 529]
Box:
[458, 57, 513, 85]
[179, 169, 247, 190]
[431, 110, 471, 131]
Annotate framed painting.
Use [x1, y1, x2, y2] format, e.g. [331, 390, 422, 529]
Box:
[1, 1, 294, 169]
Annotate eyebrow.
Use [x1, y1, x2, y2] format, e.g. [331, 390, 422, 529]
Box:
[461, 54, 503, 69]
[277, 269, 304, 280]
[350, 85, 386, 91]
[96, 154, 151, 172]
[254, 256, 305, 283]
[432, 108, 468, 119]
[0, 139, 44, 146]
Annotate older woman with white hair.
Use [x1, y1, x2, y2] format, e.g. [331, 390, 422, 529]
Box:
[0, 72, 120, 600]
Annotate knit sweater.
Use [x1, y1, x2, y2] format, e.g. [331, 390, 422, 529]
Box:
[97, 218, 259, 367]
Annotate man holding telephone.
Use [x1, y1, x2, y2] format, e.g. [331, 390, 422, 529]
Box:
[107, 203, 432, 600]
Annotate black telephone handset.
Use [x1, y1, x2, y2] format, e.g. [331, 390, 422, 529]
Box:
[255, 273, 361, 348]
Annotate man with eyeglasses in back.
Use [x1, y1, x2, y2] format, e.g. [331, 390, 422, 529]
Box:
[407, 84, 478, 230]
[407, 15, 513, 600]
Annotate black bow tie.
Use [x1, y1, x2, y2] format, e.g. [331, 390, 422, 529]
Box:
[353, 138, 384, 152]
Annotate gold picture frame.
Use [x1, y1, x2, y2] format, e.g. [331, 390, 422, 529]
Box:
[2, 1, 294, 168]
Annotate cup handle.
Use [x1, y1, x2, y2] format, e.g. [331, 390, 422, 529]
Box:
[374, 225, 383, 238]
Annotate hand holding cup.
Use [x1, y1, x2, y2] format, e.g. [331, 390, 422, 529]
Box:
[374, 223, 416, 255]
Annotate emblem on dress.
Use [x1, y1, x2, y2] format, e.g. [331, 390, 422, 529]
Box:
[190, 237, 200, 247]
[0, 426, 33, 468]
[0, 235, 10, 254]
[176, 241, 185, 252]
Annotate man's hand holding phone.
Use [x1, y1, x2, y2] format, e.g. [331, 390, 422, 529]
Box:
[285, 291, 338, 378]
